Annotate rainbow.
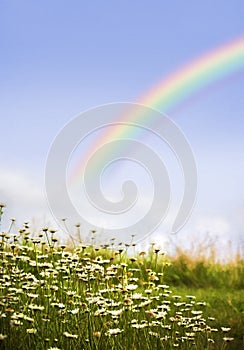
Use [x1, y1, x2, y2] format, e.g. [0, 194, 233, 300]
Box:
[138, 36, 244, 111]
[71, 37, 244, 180]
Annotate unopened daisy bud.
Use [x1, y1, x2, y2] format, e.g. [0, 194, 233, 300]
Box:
[93, 331, 101, 338]
[123, 298, 133, 306]
[139, 251, 146, 256]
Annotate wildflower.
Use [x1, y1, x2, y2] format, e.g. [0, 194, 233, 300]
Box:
[161, 335, 170, 341]
[132, 293, 145, 300]
[94, 308, 107, 316]
[51, 302, 65, 309]
[132, 323, 148, 329]
[174, 302, 185, 307]
[99, 259, 110, 265]
[123, 298, 133, 306]
[146, 310, 156, 317]
[158, 284, 169, 289]
[26, 328, 37, 334]
[149, 330, 160, 337]
[63, 331, 78, 339]
[172, 295, 181, 299]
[109, 310, 123, 317]
[106, 328, 123, 336]
[27, 293, 39, 298]
[126, 284, 138, 291]
[66, 291, 76, 296]
[0, 334, 7, 340]
[185, 303, 194, 308]
[162, 325, 171, 330]
[28, 304, 44, 311]
[49, 229, 57, 234]
[69, 308, 79, 315]
[158, 304, 170, 312]
[32, 238, 41, 244]
[223, 337, 234, 342]
[11, 319, 23, 326]
[156, 311, 167, 319]
[186, 332, 195, 337]
[221, 327, 231, 332]
[145, 289, 152, 294]
[191, 310, 203, 315]
[24, 316, 34, 323]
[138, 300, 152, 307]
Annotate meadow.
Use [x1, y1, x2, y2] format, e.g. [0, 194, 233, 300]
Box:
[0, 214, 243, 349]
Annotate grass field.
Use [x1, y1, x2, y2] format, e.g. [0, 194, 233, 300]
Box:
[0, 215, 243, 349]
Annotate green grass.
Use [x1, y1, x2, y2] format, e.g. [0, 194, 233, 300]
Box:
[166, 252, 244, 349]
[0, 220, 243, 349]
[164, 254, 244, 289]
[171, 288, 244, 350]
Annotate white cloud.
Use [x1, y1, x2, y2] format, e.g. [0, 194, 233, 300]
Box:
[194, 216, 230, 236]
[0, 168, 51, 227]
[0, 167, 242, 258]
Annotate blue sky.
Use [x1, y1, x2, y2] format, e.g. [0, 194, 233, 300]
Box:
[1, 1, 244, 251]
